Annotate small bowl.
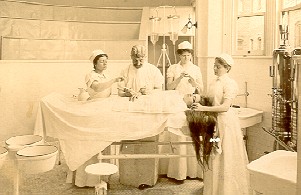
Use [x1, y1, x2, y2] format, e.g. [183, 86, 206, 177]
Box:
[16, 145, 58, 174]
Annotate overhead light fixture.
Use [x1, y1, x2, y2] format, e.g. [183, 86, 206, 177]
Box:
[181, 17, 197, 34]
[148, 6, 177, 89]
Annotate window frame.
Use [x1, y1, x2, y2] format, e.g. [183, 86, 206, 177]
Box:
[281, 1, 301, 48]
[225, 0, 279, 57]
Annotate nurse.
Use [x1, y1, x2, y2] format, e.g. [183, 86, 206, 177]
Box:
[166, 41, 203, 95]
[190, 54, 250, 194]
[86, 49, 124, 99]
[160, 41, 204, 183]
[69, 50, 124, 187]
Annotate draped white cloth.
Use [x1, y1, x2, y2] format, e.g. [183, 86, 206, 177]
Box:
[34, 90, 187, 171]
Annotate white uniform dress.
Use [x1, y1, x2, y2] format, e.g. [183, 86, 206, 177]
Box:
[120, 62, 164, 92]
[166, 62, 203, 95]
[203, 73, 250, 195]
[159, 62, 203, 180]
[68, 70, 112, 187]
[85, 70, 112, 99]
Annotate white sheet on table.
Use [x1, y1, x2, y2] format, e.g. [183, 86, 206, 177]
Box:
[34, 91, 188, 171]
[112, 90, 187, 113]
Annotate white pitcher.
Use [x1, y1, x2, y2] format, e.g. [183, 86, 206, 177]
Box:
[78, 88, 90, 101]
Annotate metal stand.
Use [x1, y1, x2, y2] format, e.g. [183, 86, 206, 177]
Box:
[155, 6, 173, 90]
[156, 42, 172, 90]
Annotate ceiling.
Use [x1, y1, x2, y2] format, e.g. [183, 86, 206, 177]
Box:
[26, 0, 193, 7]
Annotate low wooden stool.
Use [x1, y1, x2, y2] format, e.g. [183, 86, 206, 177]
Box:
[85, 162, 118, 195]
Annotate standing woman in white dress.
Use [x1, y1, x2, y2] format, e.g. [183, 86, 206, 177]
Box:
[159, 41, 204, 183]
[190, 54, 250, 194]
[166, 41, 203, 95]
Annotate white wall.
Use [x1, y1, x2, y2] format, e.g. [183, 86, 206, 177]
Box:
[230, 57, 274, 161]
[0, 60, 130, 144]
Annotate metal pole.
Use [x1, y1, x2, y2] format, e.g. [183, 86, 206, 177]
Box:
[158, 6, 172, 90]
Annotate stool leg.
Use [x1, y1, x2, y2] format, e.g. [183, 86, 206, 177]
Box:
[13, 170, 19, 195]
[13, 160, 20, 195]
[95, 180, 107, 195]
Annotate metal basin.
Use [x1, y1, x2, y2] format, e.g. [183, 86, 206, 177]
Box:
[16, 145, 58, 174]
[233, 107, 263, 128]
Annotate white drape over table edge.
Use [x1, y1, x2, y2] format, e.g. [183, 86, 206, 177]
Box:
[34, 91, 188, 171]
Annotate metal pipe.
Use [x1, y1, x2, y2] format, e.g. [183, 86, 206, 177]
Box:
[237, 92, 250, 97]
[244, 81, 248, 107]
[98, 153, 196, 160]
[262, 127, 296, 152]
[236, 81, 249, 107]
[111, 141, 193, 145]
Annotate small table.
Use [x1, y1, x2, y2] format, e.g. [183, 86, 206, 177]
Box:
[85, 163, 118, 195]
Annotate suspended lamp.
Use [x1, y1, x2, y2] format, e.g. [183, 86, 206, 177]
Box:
[181, 16, 197, 34]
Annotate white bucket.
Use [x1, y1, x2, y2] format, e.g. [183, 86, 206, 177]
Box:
[0, 147, 8, 169]
[16, 145, 58, 174]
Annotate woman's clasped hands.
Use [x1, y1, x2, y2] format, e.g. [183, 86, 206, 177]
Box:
[180, 72, 190, 79]
[180, 72, 197, 87]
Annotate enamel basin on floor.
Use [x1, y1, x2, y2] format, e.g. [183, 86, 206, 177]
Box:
[233, 107, 263, 128]
[247, 150, 297, 195]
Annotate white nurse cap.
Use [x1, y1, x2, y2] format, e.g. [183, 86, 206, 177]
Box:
[89, 50, 107, 62]
[219, 53, 234, 66]
[178, 41, 193, 50]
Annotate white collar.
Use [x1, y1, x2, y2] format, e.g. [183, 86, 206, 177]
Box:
[216, 73, 229, 81]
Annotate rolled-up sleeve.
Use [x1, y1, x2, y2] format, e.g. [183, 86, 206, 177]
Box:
[166, 65, 175, 79]
[85, 71, 105, 88]
[85, 72, 93, 88]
